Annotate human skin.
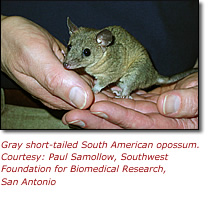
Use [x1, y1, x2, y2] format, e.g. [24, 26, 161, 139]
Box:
[62, 72, 198, 129]
[1, 15, 94, 110]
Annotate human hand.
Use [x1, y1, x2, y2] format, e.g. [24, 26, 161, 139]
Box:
[1, 16, 94, 109]
[62, 72, 198, 129]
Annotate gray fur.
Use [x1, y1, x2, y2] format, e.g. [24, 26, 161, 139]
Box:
[63, 18, 198, 98]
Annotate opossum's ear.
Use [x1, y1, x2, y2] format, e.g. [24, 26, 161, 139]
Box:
[67, 17, 78, 35]
[96, 29, 113, 51]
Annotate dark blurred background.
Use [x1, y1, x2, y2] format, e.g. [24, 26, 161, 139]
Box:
[1, 1, 198, 89]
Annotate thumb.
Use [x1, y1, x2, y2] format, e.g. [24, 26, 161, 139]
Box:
[157, 87, 198, 118]
[31, 49, 94, 109]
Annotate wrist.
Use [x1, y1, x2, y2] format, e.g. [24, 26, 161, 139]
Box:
[1, 15, 15, 73]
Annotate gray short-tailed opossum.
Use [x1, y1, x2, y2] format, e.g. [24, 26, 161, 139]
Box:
[63, 17, 198, 98]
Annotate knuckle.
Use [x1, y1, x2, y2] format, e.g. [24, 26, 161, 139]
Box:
[182, 88, 198, 117]
[190, 89, 198, 116]
[44, 72, 62, 94]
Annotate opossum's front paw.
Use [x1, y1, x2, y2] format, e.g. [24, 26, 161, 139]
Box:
[92, 84, 103, 94]
[92, 87, 100, 94]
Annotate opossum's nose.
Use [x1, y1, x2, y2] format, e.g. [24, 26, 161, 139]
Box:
[63, 62, 70, 69]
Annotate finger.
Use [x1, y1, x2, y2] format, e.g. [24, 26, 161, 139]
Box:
[80, 74, 95, 88]
[149, 84, 176, 94]
[52, 39, 67, 62]
[13, 70, 75, 110]
[94, 95, 158, 114]
[99, 90, 116, 98]
[134, 90, 148, 95]
[175, 72, 198, 89]
[90, 101, 198, 129]
[157, 87, 198, 118]
[35, 92, 74, 110]
[30, 48, 94, 109]
[62, 109, 121, 129]
[131, 93, 159, 103]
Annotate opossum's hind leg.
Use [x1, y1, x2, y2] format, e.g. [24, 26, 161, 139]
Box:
[116, 56, 159, 98]
[111, 88, 133, 99]
[115, 72, 139, 98]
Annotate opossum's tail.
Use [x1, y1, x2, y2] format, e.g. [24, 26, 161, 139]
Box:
[156, 68, 198, 85]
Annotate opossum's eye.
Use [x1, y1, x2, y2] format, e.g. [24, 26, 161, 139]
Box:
[83, 48, 91, 56]
[67, 44, 72, 51]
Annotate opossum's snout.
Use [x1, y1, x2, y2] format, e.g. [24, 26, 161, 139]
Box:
[63, 61, 82, 70]
[63, 62, 71, 69]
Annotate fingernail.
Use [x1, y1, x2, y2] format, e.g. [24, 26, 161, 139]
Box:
[69, 87, 87, 109]
[91, 112, 108, 119]
[68, 120, 86, 128]
[163, 95, 180, 114]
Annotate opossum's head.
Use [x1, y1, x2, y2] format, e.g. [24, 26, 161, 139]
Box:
[63, 17, 113, 70]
